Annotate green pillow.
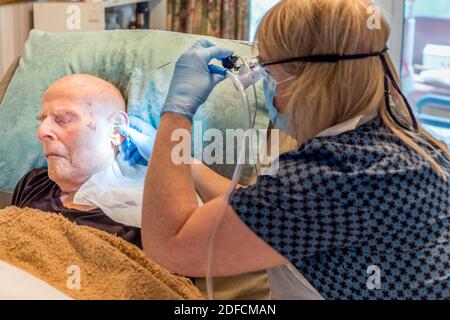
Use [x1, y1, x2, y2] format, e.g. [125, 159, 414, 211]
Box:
[0, 30, 268, 193]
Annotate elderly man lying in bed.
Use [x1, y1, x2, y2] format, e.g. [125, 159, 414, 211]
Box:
[10, 73, 271, 300]
[1, 73, 206, 299]
[11, 74, 144, 248]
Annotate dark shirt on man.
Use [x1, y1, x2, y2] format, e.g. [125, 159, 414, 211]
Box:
[12, 168, 142, 248]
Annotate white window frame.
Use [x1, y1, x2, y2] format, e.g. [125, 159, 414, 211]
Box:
[379, 0, 405, 74]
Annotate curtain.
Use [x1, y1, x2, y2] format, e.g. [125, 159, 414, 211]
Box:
[167, 0, 250, 41]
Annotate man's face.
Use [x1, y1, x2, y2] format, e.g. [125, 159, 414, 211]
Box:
[37, 83, 120, 193]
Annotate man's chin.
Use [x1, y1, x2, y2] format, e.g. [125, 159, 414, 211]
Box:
[47, 164, 81, 193]
[48, 168, 66, 185]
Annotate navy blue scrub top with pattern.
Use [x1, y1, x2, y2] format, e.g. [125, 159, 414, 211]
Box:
[231, 116, 449, 300]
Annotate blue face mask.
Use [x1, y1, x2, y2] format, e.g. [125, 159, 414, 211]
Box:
[263, 71, 295, 135]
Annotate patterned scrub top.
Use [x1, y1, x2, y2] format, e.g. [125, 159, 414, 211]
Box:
[231, 116, 449, 300]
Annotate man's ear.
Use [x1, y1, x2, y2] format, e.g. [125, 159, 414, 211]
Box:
[110, 111, 129, 146]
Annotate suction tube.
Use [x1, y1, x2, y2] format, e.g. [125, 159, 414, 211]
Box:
[205, 71, 253, 300]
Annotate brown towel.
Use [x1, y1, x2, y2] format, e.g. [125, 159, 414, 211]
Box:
[0, 206, 204, 300]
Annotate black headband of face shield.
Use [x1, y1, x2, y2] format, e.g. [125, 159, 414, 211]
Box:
[259, 47, 419, 132]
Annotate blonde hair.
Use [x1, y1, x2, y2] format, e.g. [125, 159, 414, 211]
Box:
[256, 0, 449, 179]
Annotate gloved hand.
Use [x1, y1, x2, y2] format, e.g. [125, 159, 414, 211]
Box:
[117, 116, 157, 165]
[161, 39, 234, 121]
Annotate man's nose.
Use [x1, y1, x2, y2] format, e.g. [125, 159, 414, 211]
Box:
[37, 119, 57, 142]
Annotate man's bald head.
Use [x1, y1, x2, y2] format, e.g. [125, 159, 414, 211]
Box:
[42, 73, 126, 117]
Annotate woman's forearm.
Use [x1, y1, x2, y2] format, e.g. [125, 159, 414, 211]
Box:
[142, 113, 199, 240]
[142, 112, 245, 251]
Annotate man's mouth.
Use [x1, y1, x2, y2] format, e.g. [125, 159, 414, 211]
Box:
[45, 152, 67, 159]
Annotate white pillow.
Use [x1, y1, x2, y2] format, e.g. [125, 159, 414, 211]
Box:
[0, 260, 71, 300]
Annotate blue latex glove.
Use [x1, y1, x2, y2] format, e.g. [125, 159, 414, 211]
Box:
[117, 116, 157, 165]
[161, 39, 234, 122]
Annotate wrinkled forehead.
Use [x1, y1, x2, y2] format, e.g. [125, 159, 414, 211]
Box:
[41, 86, 99, 118]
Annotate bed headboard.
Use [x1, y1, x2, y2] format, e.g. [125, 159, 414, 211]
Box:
[0, 57, 19, 207]
[0, 56, 20, 106]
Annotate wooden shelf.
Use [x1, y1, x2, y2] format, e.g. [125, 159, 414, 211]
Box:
[33, 0, 167, 32]
[101, 0, 148, 9]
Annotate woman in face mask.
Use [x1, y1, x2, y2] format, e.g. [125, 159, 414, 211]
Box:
[120, 0, 450, 299]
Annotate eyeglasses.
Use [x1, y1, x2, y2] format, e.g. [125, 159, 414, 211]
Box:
[258, 47, 388, 67]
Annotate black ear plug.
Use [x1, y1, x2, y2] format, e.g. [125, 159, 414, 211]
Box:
[221, 55, 239, 70]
